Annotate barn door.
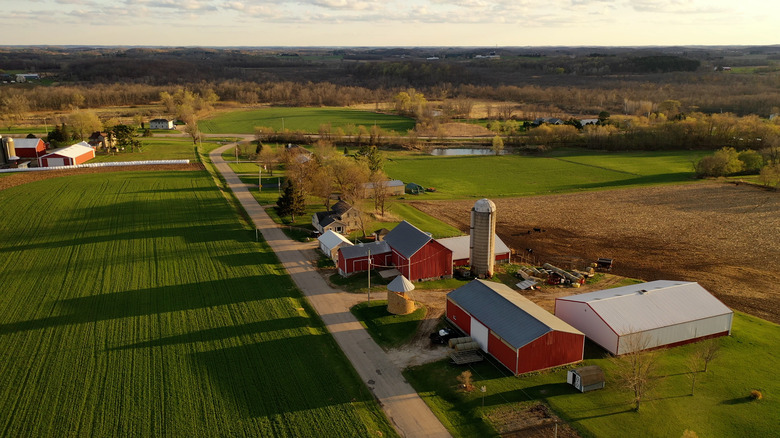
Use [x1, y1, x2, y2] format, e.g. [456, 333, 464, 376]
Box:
[470, 318, 489, 351]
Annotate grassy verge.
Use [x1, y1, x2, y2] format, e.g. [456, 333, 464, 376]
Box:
[350, 300, 427, 349]
[404, 311, 779, 438]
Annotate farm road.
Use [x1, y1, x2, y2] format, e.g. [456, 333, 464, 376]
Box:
[210, 144, 451, 438]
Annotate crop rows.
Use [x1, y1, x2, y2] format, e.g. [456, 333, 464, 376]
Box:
[0, 171, 395, 437]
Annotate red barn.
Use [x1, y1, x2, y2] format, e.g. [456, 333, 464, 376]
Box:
[446, 279, 584, 375]
[337, 241, 393, 277]
[40, 142, 95, 167]
[11, 138, 46, 158]
[383, 221, 452, 282]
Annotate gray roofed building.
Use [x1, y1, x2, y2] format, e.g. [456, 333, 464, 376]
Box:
[339, 241, 391, 260]
[437, 234, 510, 262]
[383, 220, 432, 259]
[448, 279, 582, 349]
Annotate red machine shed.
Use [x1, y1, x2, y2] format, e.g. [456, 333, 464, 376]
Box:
[40, 143, 95, 167]
[446, 280, 584, 375]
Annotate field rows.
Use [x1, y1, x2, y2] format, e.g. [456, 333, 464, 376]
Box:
[0, 171, 395, 437]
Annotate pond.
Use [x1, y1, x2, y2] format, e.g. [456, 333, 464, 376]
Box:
[430, 148, 508, 156]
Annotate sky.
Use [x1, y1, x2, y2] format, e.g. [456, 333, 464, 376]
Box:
[2, 0, 779, 47]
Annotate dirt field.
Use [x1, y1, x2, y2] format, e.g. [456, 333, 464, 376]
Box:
[0, 163, 205, 192]
[411, 182, 780, 324]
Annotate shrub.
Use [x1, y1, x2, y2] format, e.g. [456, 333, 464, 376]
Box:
[750, 390, 763, 400]
[737, 149, 763, 173]
[694, 147, 743, 177]
[457, 370, 475, 392]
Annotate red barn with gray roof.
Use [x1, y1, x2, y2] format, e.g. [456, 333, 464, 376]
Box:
[383, 221, 452, 282]
[447, 279, 584, 375]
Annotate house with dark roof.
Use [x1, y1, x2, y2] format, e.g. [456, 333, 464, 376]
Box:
[312, 200, 361, 235]
[447, 279, 584, 375]
[337, 220, 453, 282]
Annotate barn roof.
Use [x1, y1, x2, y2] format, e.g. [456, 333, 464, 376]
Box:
[11, 138, 43, 149]
[318, 230, 352, 251]
[41, 143, 94, 159]
[339, 241, 391, 260]
[556, 280, 732, 335]
[436, 234, 510, 261]
[363, 179, 404, 190]
[383, 220, 433, 259]
[448, 279, 582, 349]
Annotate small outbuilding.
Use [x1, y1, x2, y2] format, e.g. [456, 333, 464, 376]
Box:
[405, 182, 425, 195]
[318, 230, 353, 262]
[567, 365, 605, 393]
[362, 179, 405, 197]
[446, 279, 584, 375]
[40, 142, 95, 167]
[11, 138, 46, 158]
[150, 118, 175, 130]
[555, 280, 733, 355]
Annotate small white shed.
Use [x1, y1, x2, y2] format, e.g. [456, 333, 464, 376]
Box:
[318, 230, 353, 262]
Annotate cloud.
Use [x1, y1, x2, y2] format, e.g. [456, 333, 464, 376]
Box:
[629, 0, 727, 14]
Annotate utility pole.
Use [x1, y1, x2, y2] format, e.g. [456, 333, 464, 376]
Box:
[367, 248, 371, 304]
[258, 166, 261, 191]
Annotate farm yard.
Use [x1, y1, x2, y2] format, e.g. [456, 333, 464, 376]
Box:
[411, 182, 780, 324]
[0, 170, 396, 437]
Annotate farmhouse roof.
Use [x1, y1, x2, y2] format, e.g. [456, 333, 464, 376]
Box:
[383, 220, 433, 259]
[340, 241, 391, 260]
[318, 230, 352, 250]
[11, 138, 43, 149]
[436, 234, 510, 261]
[41, 143, 94, 159]
[449, 280, 582, 349]
[330, 200, 352, 216]
[150, 118, 172, 123]
[556, 280, 733, 335]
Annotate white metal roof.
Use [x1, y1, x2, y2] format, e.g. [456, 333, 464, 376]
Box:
[318, 230, 353, 252]
[557, 280, 733, 335]
[436, 235, 510, 260]
[10, 138, 43, 149]
[41, 143, 94, 159]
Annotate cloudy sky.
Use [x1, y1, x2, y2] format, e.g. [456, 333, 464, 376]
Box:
[2, 0, 778, 47]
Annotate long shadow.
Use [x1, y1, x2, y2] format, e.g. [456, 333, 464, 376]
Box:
[719, 397, 753, 405]
[558, 172, 695, 192]
[0, 275, 298, 335]
[190, 334, 378, 418]
[112, 317, 311, 351]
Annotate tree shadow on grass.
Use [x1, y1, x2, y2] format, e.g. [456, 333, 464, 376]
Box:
[190, 334, 376, 418]
[0, 275, 298, 335]
[720, 396, 753, 405]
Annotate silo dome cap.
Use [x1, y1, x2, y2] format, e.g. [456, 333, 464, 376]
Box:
[473, 198, 496, 212]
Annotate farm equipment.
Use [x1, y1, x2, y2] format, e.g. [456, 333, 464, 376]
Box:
[596, 258, 614, 272]
[429, 328, 455, 345]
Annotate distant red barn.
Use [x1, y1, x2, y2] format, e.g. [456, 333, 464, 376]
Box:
[383, 221, 452, 282]
[11, 138, 46, 158]
[446, 280, 584, 375]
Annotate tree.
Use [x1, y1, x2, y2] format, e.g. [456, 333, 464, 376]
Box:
[737, 149, 763, 173]
[276, 180, 306, 222]
[491, 135, 504, 155]
[364, 145, 384, 175]
[456, 370, 475, 392]
[370, 171, 390, 216]
[68, 109, 102, 141]
[759, 162, 780, 188]
[0, 94, 29, 130]
[699, 339, 721, 373]
[612, 333, 658, 411]
[694, 147, 744, 177]
[112, 124, 141, 152]
[258, 147, 279, 177]
[184, 120, 201, 145]
[598, 111, 611, 125]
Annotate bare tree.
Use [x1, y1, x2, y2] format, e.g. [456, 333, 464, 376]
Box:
[370, 171, 390, 216]
[698, 339, 721, 373]
[612, 333, 658, 411]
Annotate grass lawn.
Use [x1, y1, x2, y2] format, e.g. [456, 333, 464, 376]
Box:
[89, 137, 202, 162]
[384, 149, 708, 199]
[350, 300, 427, 349]
[404, 312, 779, 438]
[200, 107, 415, 134]
[0, 170, 396, 437]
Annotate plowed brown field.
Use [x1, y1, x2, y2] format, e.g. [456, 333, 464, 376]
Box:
[412, 182, 780, 324]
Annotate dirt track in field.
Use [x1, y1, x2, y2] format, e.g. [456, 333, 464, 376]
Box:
[411, 182, 780, 324]
[0, 163, 205, 192]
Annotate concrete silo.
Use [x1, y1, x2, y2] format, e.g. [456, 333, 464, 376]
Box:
[470, 198, 496, 278]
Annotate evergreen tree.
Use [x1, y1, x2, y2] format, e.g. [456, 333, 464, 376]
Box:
[276, 180, 306, 222]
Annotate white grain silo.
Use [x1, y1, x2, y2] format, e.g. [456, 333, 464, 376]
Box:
[470, 198, 496, 278]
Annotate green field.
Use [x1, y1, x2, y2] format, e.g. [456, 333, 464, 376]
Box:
[404, 312, 779, 437]
[384, 149, 708, 199]
[350, 301, 427, 349]
[200, 107, 415, 134]
[89, 137, 201, 162]
[0, 170, 396, 437]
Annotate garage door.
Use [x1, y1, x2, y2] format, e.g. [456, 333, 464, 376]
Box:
[470, 318, 489, 351]
[46, 158, 66, 167]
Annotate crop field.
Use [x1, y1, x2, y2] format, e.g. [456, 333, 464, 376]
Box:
[405, 312, 779, 438]
[0, 171, 395, 437]
[384, 149, 707, 200]
[199, 107, 415, 134]
[90, 137, 200, 162]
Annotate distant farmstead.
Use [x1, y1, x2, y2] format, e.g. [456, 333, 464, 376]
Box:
[40, 142, 95, 167]
[447, 279, 584, 375]
[150, 119, 175, 130]
[555, 280, 733, 355]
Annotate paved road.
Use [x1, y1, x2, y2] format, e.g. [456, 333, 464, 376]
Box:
[210, 144, 451, 438]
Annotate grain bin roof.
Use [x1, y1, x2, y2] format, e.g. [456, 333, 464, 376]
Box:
[448, 279, 582, 349]
[383, 220, 433, 259]
[436, 235, 510, 260]
[387, 275, 415, 293]
[557, 280, 732, 335]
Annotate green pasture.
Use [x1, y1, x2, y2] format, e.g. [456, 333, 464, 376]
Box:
[89, 137, 200, 162]
[200, 107, 415, 134]
[350, 301, 427, 349]
[384, 149, 708, 199]
[0, 171, 395, 437]
[405, 312, 779, 438]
